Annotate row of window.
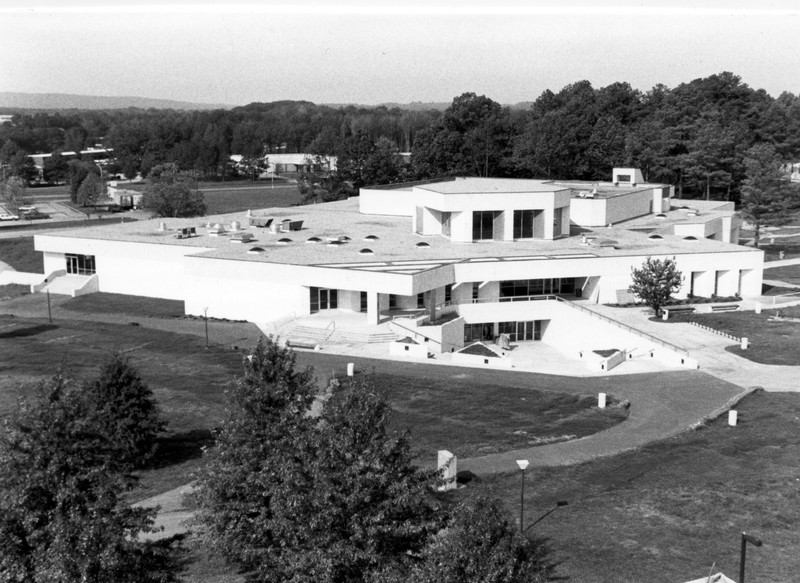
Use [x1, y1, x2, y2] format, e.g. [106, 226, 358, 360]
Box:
[499, 278, 576, 298]
[66, 254, 96, 275]
[472, 209, 553, 240]
[464, 320, 544, 343]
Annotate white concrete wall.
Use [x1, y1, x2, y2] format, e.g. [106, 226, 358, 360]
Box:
[359, 187, 415, 216]
[389, 340, 429, 359]
[569, 198, 608, 227]
[605, 190, 654, 225]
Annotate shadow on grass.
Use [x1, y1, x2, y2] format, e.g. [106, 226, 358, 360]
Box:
[0, 323, 59, 338]
[147, 429, 215, 470]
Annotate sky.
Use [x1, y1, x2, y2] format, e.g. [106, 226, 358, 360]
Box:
[1, 1, 800, 107]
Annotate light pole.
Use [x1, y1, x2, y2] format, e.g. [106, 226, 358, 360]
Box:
[203, 307, 209, 349]
[517, 459, 529, 534]
[739, 532, 763, 583]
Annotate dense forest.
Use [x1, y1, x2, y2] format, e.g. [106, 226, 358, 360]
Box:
[2, 72, 799, 202]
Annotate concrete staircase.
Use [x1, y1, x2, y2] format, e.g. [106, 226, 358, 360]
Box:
[39, 274, 98, 297]
[284, 323, 398, 347]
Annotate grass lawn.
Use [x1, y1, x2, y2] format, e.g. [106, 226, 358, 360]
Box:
[762, 262, 800, 286]
[478, 390, 800, 583]
[666, 308, 800, 365]
[201, 184, 302, 215]
[0, 313, 627, 502]
[0, 237, 44, 272]
[60, 292, 186, 319]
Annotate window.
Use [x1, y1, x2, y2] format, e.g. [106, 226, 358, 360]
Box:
[310, 287, 338, 313]
[513, 210, 535, 239]
[360, 291, 368, 312]
[499, 278, 576, 298]
[472, 210, 497, 240]
[472, 282, 480, 301]
[417, 292, 425, 308]
[389, 294, 397, 310]
[617, 174, 631, 182]
[444, 284, 452, 304]
[65, 254, 96, 275]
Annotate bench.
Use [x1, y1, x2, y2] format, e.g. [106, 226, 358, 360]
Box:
[286, 339, 318, 350]
[662, 306, 695, 319]
[710, 304, 739, 313]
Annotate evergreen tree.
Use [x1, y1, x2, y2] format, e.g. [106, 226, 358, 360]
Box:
[77, 170, 102, 206]
[740, 142, 798, 247]
[85, 352, 166, 467]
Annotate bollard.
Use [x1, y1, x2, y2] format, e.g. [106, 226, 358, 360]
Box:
[728, 410, 738, 426]
[741, 337, 749, 350]
[347, 362, 355, 377]
[598, 393, 607, 408]
[755, 302, 762, 315]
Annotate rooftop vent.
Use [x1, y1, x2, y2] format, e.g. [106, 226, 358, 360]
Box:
[648, 234, 664, 240]
[340, 235, 352, 241]
[306, 236, 322, 244]
[277, 238, 292, 245]
[359, 248, 374, 255]
[363, 235, 379, 241]
[231, 232, 254, 243]
[327, 240, 345, 247]
[683, 235, 698, 241]
[248, 246, 266, 254]
[655, 213, 667, 219]
[208, 223, 227, 236]
[416, 242, 431, 248]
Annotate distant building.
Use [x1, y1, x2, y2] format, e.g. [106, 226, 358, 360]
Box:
[229, 153, 337, 175]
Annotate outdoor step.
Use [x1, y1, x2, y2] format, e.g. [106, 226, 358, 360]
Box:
[41, 275, 92, 295]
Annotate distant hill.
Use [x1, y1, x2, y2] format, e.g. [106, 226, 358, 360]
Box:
[0, 92, 232, 111]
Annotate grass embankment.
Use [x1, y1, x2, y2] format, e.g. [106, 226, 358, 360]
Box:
[480, 390, 800, 583]
[666, 307, 800, 365]
[0, 237, 43, 272]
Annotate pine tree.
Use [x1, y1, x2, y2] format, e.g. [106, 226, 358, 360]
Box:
[85, 352, 166, 467]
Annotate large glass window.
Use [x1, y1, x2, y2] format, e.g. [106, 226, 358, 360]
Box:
[472, 211, 497, 240]
[513, 210, 534, 239]
[65, 254, 96, 275]
[499, 278, 576, 298]
[310, 287, 338, 313]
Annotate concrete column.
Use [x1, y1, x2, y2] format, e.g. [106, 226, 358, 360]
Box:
[367, 291, 380, 325]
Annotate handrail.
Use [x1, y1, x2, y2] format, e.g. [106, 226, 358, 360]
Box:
[554, 297, 690, 357]
[388, 320, 443, 349]
[324, 320, 336, 341]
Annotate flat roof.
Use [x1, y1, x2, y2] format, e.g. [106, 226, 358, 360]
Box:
[39, 197, 759, 275]
[417, 177, 568, 194]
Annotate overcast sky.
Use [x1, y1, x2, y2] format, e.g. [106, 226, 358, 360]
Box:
[2, 1, 799, 106]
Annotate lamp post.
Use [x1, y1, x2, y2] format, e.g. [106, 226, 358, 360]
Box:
[516, 460, 529, 534]
[203, 307, 209, 349]
[739, 532, 762, 583]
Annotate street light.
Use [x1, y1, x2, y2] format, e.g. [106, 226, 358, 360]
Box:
[516, 460, 529, 534]
[739, 532, 763, 583]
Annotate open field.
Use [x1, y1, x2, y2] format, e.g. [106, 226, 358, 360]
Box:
[762, 262, 800, 286]
[0, 311, 627, 500]
[664, 308, 800, 365]
[481, 390, 800, 583]
[0, 236, 43, 272]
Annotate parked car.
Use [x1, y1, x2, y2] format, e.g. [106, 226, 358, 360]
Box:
[21, 210, 50, 220]
[107, 204, 124, 213]
[18, 205, 37, 213]
[0, 213, 19, 221]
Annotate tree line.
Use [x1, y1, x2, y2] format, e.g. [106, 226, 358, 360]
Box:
[1, 72, 800, 204]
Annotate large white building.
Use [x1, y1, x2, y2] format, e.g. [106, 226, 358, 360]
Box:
[32, 168, 762, 361]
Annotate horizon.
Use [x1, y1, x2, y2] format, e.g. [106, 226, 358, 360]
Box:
[2, 2, 800, 106]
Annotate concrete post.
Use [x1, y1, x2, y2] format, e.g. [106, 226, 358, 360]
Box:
[366, 291, 380, 325]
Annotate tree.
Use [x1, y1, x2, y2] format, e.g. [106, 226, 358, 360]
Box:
[279, 376, 440, 583]
[195, 340, 440, 583]
[401, 493, 558, 583]
[628, 256, 685, 315]
[0, 372, 178, 583]
[141, 163, 206, 218]
[84, 352, 166, 467]
[67, 159, 97, 203]
[77, 170, 102, 206]
[194, 337, 318, 576]
[740, 142, 798, 247]
[0, 175, 31, 210]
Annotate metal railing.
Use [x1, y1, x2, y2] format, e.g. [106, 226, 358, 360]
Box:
[388, 319, 443, 349]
